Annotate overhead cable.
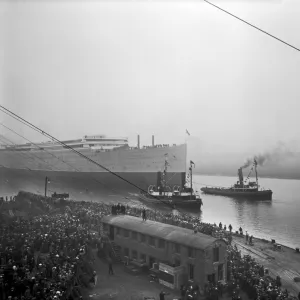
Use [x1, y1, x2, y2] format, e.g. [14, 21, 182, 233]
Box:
[204, 0, 300, 53]
[0, 106, 176, 209]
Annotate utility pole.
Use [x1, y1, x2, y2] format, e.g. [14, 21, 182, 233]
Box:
[45, 176, 50, 197]
[190, 164, 193, 200]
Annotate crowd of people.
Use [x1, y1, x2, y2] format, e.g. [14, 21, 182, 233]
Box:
[0, 194, 101, 300]
[1, 192, 299, 300]
[109, 204, 229, 238]
[1, 194, 233, 239]
[227, 245, 298, 300]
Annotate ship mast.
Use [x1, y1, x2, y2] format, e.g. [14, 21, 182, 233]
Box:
[162, 155, 168, 197]
[254, 159, 258, 187]
[189, 160, 195, 199]
[190, 164, 193, 199]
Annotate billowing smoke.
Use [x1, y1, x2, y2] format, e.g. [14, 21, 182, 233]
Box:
[241, 141, 298, 169]
[241, 158, 253, 169]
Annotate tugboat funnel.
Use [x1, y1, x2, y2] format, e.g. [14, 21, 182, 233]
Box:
[238, 168, 244, 185]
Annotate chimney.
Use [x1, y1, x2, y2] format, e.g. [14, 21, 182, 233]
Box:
[238, 168, 244, 186]
[152, 135, 155, 147]
[137, 135, 140, 149]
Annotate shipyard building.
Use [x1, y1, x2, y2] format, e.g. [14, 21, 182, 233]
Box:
[101, 215, 228, 291]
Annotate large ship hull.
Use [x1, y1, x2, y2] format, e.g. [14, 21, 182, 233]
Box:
[201, 187, 272, 200]
[0, 144, 187, 196]
[0, 167, 186, 196]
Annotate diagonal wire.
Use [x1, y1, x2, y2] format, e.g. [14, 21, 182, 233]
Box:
[0, 124, 128, 198]
[1, 123, 80, 172]
[0, 136, 61, 191]
[0, 106, 178, 209]
[203, 0, 300, 53]
[0, 135, 59, 172]
[0, 106, 148, 191]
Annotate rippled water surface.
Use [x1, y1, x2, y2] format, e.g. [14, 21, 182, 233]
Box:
[192, 175, 300, 249]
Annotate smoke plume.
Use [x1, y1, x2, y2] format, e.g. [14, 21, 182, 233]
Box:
[241, 141, 298, 169]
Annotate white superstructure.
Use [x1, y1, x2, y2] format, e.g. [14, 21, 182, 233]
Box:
[2, 135, 129, 152]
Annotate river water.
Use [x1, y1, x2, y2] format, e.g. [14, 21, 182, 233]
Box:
[1, 170, 299, 249]
[192, 175, 300, 249]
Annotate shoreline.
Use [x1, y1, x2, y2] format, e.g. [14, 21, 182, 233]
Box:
[193, 172, 300, 181]
[230, 231, 298, 252]
[231, 233, 300, 295]
[122, 204, 300, 295]
[2, 189, 298, 251]
[141, 203, 299, 251]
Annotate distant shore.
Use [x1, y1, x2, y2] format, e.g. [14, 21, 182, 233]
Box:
[193, 172, 300, 181]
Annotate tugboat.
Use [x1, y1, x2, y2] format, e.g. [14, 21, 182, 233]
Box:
[139, 158, 203, 210]
[201, 159, 272, 200]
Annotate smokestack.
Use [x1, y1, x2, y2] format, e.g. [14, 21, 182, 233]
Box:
[137, 135, 140, 149]
[152, 135, 155, 147]
[238, 168, 244, 185]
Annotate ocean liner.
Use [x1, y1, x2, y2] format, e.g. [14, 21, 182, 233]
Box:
[200, 159, 272, 200]
[0, 134, 187, 194]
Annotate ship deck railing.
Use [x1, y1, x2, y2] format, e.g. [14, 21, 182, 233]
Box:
[203, 186, 256, 190]
[144, 191, 199, 198]
[203, 186, 271, 192]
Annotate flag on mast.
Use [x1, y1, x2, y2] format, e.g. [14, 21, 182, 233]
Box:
[186, 129, 190, 136]
[190, 160, 195, 167]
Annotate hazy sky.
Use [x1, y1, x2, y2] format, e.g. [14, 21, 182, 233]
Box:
[1, 0, 300, 158]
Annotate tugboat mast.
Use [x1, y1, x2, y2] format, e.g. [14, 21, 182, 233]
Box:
[189, 160, 195, 200]
[254, 159, 259, 187]
[162, 155, 168, 197]
[200, 158, 272, 200]
[190, 166, 192, 200]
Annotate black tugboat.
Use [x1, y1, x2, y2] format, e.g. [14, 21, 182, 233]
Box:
[201, 159, 272, 200]
[139, 158, 203, 210]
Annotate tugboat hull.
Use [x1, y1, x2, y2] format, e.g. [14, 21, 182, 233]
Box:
[200, 187, 272, 200]
[200, 159, 273, 201]
[138, 192, 203, 210]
